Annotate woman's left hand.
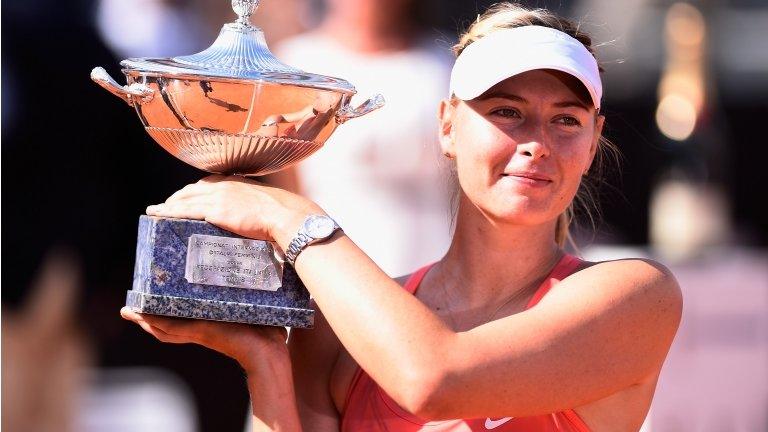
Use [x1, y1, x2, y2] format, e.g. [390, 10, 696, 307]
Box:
[145, 175, 322, 249]
[120, 307, 289, 372]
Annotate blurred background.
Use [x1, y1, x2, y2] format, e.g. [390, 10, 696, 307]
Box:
[2, 0, 766, 431]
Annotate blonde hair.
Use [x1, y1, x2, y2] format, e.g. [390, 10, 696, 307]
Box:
[450, 3, 619, 249]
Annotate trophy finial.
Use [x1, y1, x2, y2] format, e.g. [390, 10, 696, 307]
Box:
[232, 0, 259, 25]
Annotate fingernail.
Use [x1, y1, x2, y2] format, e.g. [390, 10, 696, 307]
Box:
[120, 307, 137, 318]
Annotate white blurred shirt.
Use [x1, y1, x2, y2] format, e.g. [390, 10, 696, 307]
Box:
[96, 0, 210, 59]
[277, 33, 454, 277]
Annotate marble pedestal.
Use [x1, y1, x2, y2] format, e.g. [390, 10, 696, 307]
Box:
[126, 215, 314, 328]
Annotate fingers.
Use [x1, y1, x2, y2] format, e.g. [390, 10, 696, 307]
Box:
[161, 175, 233, 204]
[146, 200, 209, 220]
[144, 175, 288, 241]
[120, 306, 139, 319]
[164, 176, 237, 201]
[120, 308, 289, 364]
[121, 307, 224, 345]
[120, 307, 189, 344]
[163, 176, 267, 205]
[121, 307, 224, 340]
[158, 176, 252, 206]
[141, 313, 212, 339]
[121, 307, 177, 334]
[164, 182, 212, 203]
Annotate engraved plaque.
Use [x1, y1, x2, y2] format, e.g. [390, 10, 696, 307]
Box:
[185, 234, 282, 291]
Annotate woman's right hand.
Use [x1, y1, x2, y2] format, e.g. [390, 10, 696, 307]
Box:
[122, 308, 305, 431]
[120, 307, 288, 372]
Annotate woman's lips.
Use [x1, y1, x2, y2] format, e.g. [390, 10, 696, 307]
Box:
[501, 172, 553, 187]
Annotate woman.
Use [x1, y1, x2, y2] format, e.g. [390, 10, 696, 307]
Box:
[122, 4, 682, 431]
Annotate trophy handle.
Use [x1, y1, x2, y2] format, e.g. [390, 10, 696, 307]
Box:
[90, 67, 155, 106]
[335, 94, 385, 124]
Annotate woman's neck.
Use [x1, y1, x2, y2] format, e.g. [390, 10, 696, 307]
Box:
[435, 197, 562, 310]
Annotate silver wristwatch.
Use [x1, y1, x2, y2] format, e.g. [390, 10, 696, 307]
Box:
[284, 214, 341, 266]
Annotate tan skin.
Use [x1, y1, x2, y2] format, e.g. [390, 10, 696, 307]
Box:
[122, 70, 682, 431]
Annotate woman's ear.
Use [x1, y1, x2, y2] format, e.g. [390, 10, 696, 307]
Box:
[585, 114, 605, 174]
[438, 99, 457, 158]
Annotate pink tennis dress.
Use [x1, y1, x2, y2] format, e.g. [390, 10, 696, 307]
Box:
[341, 254, 591, 432]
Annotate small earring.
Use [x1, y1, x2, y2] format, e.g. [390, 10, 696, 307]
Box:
[444, 152, 454, 159]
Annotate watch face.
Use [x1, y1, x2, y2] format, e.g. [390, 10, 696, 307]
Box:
[304, 215, 337, 239]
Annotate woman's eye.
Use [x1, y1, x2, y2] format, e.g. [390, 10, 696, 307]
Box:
[555, 116, 582, 127]
[490, 108, 520, 118]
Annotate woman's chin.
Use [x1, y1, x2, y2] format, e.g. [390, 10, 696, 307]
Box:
[483, 205, 558, 227]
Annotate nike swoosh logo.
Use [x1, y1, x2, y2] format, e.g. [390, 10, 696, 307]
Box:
[485, 417, 513, 429]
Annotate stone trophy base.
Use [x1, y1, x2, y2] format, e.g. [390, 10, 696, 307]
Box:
[127, 215, 314, 328]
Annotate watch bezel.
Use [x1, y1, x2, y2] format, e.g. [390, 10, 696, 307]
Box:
[303, 214, 338, 239]
[285, 214, 340, 266]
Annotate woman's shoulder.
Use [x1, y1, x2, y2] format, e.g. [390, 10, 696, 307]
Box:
[524, 256, 683, 396]
[572, 256, 679, 291]
[563, 256, 682, 327]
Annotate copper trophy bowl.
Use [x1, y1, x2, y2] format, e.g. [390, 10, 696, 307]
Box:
[91, 0, 384, 176]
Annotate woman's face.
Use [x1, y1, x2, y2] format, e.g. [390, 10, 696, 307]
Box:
[439, 69, 604, 226]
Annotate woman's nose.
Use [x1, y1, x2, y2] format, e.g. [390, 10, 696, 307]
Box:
[513, 119, 550, 158]
[516, 136, 550, 159]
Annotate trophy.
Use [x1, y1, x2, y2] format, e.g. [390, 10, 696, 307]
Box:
[91, 0, 384, 328]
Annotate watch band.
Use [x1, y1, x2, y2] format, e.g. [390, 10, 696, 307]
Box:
[284, 215, 341, 266]
[285, 232, 313, 265]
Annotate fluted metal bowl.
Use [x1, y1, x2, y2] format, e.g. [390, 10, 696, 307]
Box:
[91, 0, 383, 176]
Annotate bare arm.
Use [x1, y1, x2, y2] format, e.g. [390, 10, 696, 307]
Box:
[146, 177, 683, 420]
[435, 259, 682, 418]
[278, 233, 682, 419]
[119, 309, 303, 431]
[288, 301, 343, 431]
[285, 234, 455, 414]
[244, 345, 303, 432]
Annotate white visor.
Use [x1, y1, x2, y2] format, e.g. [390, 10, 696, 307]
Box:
[449, 26, 602, 110]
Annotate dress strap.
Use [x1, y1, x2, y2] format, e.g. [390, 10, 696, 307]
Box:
[403, 263, 436, 295]
[525, 254, 582, 309]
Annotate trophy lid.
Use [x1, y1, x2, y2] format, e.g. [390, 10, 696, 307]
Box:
[120, 0, 356, 94]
